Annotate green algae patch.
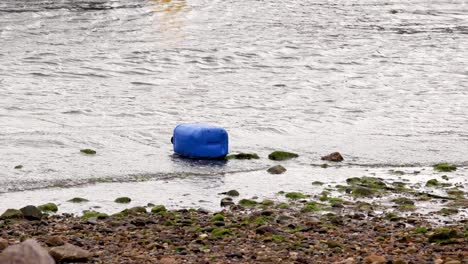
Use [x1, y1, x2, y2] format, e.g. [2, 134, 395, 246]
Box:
[437, 208, 459, 216]
[301, 201, 325, 212]
[425, 179, 451, 188]
[211, 228, 232, 239]
[68, 197, 89, 203]
[285, 192, 307, 200]
[271, 235, 285, 242]
[433, 163, 456, 172]
[82, 211, 108, 220]
[346, 177, 387, 189]
[351, 186, 376, 197]
[37, 203, 58, 213]
[80, 149, 96, 155]
[268, 151, 299, 161]
[211, 214, 224, 222]
[0, 209, 23, 220]
[312, 181, 324, 186]
[114, 197, 131, 204]
[384, 212, 401, 221]
[151, 205, 167, 213]
[276, 203, 289, 209]
[226, 153, 259, 160]
[261, 199, 274, 206]
[392, 197, 414, 206]
[414, 227, 428, 234]
[239, 199, 258, 207]
[428, 228, 464, 244]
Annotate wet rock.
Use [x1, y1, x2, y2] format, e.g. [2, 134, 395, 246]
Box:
[80, 149, 96, 155]
[226, 153, 259, 160]
[114, 197, 131, 203]
[220, 197, 234, 207]
[255, 225, 276, 235]
[49, 243, 92, 262]
[37, 203, 58, 213]
[268, 151, 299, 161]
[0, 239, 8, 252]
[224, 190, 240, 197]
[433, 163, 456, 172]
[0, 239, 54, 264]
[0, 209, 23, 220]
[364, 254, 386, 264]
[14, 165, 23, 169]
[67, 197, 89, 203]
[45, 236, 65, 247]
[20, 206, 42, 220]
[321, 152, 344, 162]
[267, 165, 287, 174]
[151, 205, 167, 213]
[238, 199, 257, 207]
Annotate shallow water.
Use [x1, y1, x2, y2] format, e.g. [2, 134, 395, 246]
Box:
[0, 0, 467, 193]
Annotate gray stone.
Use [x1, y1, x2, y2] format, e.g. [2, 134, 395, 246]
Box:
[20, 206, 42, 221]
[0, 239, 55, 264]
[267, 165, 287, 174]
[49, 243, 91, 262]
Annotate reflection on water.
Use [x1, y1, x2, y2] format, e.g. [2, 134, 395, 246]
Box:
[150, 0, 189, 43]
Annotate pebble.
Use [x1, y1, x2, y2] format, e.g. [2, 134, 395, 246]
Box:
[364, 254, 386, 264]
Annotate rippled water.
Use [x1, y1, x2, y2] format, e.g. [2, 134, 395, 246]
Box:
[0, 0, 467, 193]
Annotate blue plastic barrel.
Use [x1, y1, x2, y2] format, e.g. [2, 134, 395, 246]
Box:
[172, 123, 229, 159]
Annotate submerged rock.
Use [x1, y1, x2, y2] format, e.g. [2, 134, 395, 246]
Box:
[222, 190, 240, 197]
[67, 197, 89, 203]
[226, 153, 260, 160]
[267, 165, 287, 174]
[0, 240, 54, 264]
[20, 206, 42, 220]
[49, 243, 92, 262]
[268, 151, 299, 161]
[0, 209, 23, 220]
[114, 197, 131, 204]
[321, 152, 344, 162]
[80, 149, 96, 155]
[220, 198, 235, 207]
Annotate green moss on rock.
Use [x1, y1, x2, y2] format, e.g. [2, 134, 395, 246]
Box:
[80, 148, 96, 155]
[346, 177, 387, 189]
[425, 179, 452, 188]
[301, 201, 324, 212]
[428, 228, 463, 243]
[225, 190, 240, 197]
[312, 181, 324, 186]
[0, 209, 23, 220]
[433, 163, 457, 172]
[351, 186, 376, 197]
[82, 211, 108, 219]
[114, 197, 131, 204]
[268, 151, 299, 161]
[14, 165, 23, 169]
[37, 203, 58, 213]
[211, 214, 224, 222]
[285, 192, 307, 200]
[151, 205, 167, 213]
[211, 228, 232, 239]
[67, 197, 89, 203]
[239, 199, 258, 207]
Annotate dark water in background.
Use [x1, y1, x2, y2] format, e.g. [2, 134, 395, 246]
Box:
[0, 0, 467, 192]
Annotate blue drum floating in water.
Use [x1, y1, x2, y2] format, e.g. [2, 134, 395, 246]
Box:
[172, 123, 229, 159]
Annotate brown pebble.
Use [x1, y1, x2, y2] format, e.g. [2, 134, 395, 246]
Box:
[444, 261, 461, 264]
[321, 152, 344, 162]
[0, 239, 8, 252]
[364, 254, 386, 264]
[45, 236, 65, 247]
[160, 256, 178, 264]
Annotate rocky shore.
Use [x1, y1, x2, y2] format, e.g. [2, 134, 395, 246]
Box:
[0, 197, 466, 264]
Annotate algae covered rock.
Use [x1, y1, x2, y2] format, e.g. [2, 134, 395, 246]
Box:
[285, 192, 307, 200]
[0, 209, 23, 220]
[268, 151, 299, 161]
[114, 197, 131, 204]
[267, 165, 287, 174]
[82, 211, 108, 220]
[226, 153, 260, 160]
[238, 199, 257, 207]
[80, 149, 96, 155]
[68, 197, 89, 203]
[321, 152, 344, 162]
[220, 197, 235, 207]
[433, 163, 456, 172]
[14, 165, 23, 169]
[37, 203, 58, 213]
[151, 205, 167, 213]
[223, 190, 240, 197]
